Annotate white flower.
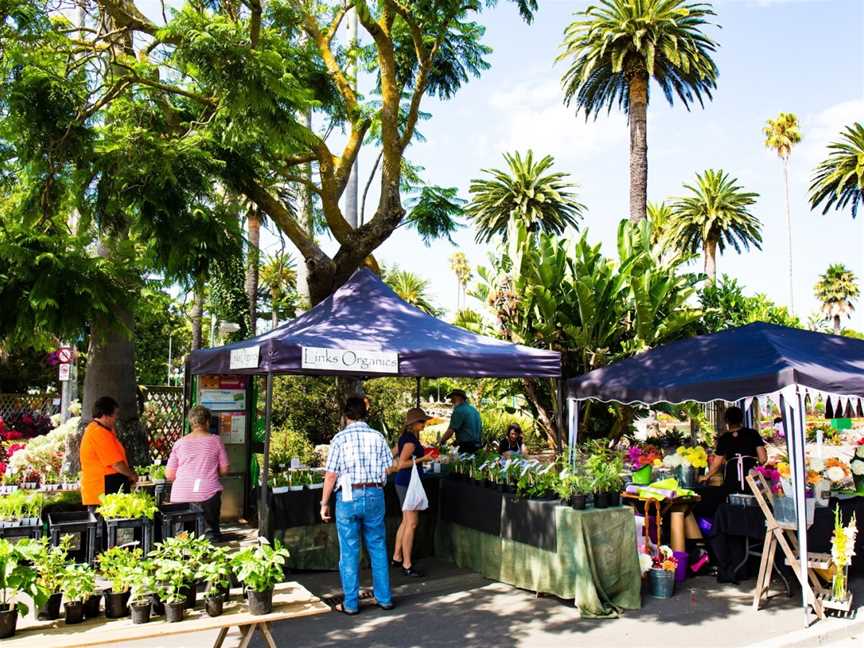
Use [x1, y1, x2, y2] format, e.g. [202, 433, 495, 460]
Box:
[827, 466, 847, 483]
[851, 460, 864, 476]
[69, 401, 82, 416]
[856, 446, 864, 460]
[662, 454, 683, 468]
[638, 553, 653, 575]
[809, 457, 826, 473]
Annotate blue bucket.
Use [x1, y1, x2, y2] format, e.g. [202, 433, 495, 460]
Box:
[648, 568, 675, 598]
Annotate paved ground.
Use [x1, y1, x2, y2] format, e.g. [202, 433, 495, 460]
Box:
[110, 560, 864, 648]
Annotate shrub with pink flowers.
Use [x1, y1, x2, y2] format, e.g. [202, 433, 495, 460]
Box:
[1, 411, 53, 440]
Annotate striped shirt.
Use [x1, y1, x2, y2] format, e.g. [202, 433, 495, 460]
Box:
[325, 421, 392, 488]
[167, 434, 229, 503]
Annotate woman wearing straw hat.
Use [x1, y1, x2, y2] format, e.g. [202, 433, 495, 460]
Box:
[391, 407, 434, 577]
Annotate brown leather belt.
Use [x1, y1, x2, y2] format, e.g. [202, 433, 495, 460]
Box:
[352, 482, 383, 489]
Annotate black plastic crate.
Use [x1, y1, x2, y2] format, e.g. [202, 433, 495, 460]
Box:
[104, 517, 153, 554]
[158, 503, 205, 541]
[0, 520, 42, 541]
[48, 510, 98, 564]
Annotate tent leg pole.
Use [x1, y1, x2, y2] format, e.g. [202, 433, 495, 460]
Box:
[259, 372, 274, 540]
[794, 389, 810, 626]
[567, 398, 579, 468]
[555, 379, 564, 457]
[415, 377, 421, 408]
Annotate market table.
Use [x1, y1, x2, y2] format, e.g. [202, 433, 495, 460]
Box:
[435, 479, 641, 618]
[5, 581, 329, 648]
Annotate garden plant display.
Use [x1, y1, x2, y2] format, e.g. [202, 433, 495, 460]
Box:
[33, 536, 73, 620]
[127, 564, 157, 624]
[0, 490, 44, 526]
[197, 547, 232, 617]
[154, 558, 196, 622]
[60, 563, 96, 625]
[96, 491, 159, 520]
[0, 538, 47, 638]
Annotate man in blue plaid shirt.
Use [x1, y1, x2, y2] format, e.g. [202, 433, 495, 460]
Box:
[321, 397, 395, 614]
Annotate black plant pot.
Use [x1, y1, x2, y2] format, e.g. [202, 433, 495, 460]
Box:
[104, 589, 131, 618]
[205, 595, 225, 617]
[38, 591, 63, 620]
[165, 601, 185, 623]
[503, 484, 516, 494]
[182, 582, 197, 609]
[246, 588, 274, 615]
[0, 608, 17, 639]
[130, 602, 151, 624]
[150, 594, 165, 616]
[84, 594, 102, 619]
[208, 582, 229, 600]
[570, 494, 587, 510]
[607, 491, 621, 507]
[64, 601, 85, 625]
[229, 573, 242, 591]
[593, 493, 609, 509]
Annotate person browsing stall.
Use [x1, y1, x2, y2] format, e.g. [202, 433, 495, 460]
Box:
[165, 406, 229, 541]
[79, 396, 138, 506]
[392, 408, 435, 577]
[439, 389, 483, 454]
[700, 406, 767, 492]
[320, 397, 396, 615]
[498, 423, 525, 457]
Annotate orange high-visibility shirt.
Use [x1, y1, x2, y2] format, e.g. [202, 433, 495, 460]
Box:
[80, 421, 127, 505]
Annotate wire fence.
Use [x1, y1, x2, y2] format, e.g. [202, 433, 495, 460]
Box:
[140, 385, 185, 463]
[0, 394, 59, 421]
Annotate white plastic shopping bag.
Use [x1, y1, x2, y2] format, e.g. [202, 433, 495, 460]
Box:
[402, 463, 429, 512]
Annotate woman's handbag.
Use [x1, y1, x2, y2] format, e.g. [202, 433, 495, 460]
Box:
[402, 463, 429, 512]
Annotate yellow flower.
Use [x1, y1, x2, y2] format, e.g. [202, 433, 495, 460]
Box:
[652, 458, 662, 467]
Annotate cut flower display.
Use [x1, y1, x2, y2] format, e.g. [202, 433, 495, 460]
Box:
[652, 545, 678, 572]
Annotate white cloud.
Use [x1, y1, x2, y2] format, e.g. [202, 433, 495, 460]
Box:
[487, 78, 626, 161]
[795, 98, 864, 178]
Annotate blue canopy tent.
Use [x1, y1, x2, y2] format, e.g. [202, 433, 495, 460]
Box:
[567, 322, 864, 623]
[189, 268, 561, 536]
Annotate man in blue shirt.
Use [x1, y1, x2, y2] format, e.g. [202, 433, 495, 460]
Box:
[440, 389, 483, 454]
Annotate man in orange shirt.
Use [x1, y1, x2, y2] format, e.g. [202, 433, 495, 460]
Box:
[79, 396, 138, 506]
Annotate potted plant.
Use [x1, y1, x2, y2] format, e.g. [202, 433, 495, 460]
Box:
[231, 538, 290, 615]
[97, 491, 159, 521]
[149, 533, 212, 609]
[307, 470, 325, 490]
[127, 564, 157, 624]
[34, 535, 72, 620]
[155, 559, 195, 622]
[0, 539, 46, 638]
[148, 464, 166, 484]
[197, 548, 232, 617]
[647, 546, 678, 598]
[270, 472, 290, 495]
[98, 546, 142, 618]
[60, 563, 95, 625]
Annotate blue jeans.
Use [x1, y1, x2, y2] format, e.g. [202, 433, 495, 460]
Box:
[335, 487, 392, 611]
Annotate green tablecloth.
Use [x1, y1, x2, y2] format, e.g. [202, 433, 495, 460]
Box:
[435, 505, 642, 618]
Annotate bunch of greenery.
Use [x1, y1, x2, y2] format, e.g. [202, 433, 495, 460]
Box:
[555, 472, 592, 499]
[60, 564, 96, 604]
[0, 491, 45, 522]
[97, 546, 143, 594]
[154, 559, 196, 605]
[230, 539, 290, 594]
[587, 454, 625, 494]
[96, 492, 158, 520]
[149, 533, 212, 576]
[148, 465, 167, 482]
[127, 564, 158, 607]
[196, 547, 232, 599]
[0, 539, 46, 616]
[33, 536, 73, 594]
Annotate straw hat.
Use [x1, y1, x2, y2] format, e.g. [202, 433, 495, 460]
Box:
[403, 407, 433, 428]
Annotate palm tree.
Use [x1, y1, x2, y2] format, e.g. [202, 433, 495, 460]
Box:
[647, 201, 673, 248]
[764, 112, 802, 313]
[449, 252, 472, 309]
[559, 0, 719, 223]
[466, 151, 585, 245]
[666, 169, 761, 282]
[810, 122, 864, 218]
[383, 266, 441, 316]
[814, 263, 860, 335]
[259, 253, 297, 329]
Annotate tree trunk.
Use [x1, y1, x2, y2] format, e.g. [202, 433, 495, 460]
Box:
[296, 110, 315, 308]
[704, 237, 718, 283]
[627, 71, 649, 223]
[64, 308, 149, 474]
[344, 8, 359, 229]
[523, 377, 558, 449]
[245, 209, 261, 335]
[834, 314, 841, 335]
[190, 281, 204, 351]
[783, 157, 795, 314]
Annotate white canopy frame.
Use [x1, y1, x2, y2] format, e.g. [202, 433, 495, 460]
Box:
[567, 385, 862, 625]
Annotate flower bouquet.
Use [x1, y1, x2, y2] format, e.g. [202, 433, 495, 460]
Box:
[851, 442, 864, 495]
[662, 446, 707, 488]
[647, 546, 678, 598]
[627, 445, 661, 485]
[828, 505, 857, 609]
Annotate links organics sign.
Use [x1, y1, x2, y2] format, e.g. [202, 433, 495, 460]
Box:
[301, 346, 399, 374]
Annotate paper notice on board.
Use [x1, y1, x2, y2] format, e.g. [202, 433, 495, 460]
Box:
[200, 389, 246, 411]
[219, 413, 245, 444]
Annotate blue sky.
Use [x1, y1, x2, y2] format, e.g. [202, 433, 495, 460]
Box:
[138, 0, 864, 328]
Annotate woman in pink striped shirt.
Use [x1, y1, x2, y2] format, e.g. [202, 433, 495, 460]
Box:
[166, 406, 230, 540]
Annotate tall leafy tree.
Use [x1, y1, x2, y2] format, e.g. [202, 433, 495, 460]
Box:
[666, 169, 761, 282]
[466, 151, 585, 265]
[559, 0, 719, 222]
[763, 112, 802, 312]
[814, 263, 860, 335]
[810, 122, 864, 219]
[260, 252, 298, 329]
[383, 266, 442, 316]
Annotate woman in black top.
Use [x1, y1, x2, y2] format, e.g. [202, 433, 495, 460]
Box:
[702, 406, 767, 493]
[498, 424, 524, 457]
